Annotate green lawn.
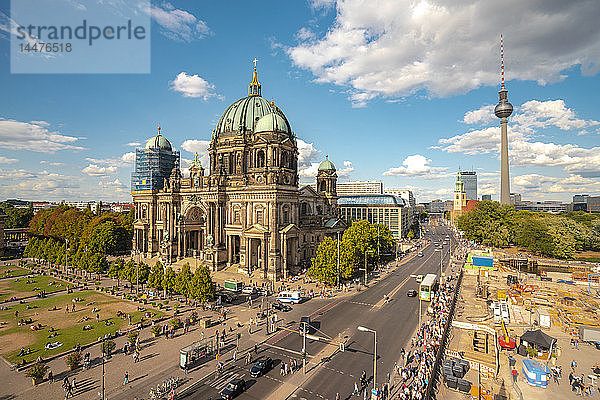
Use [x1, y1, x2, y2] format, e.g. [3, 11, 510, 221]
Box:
[0, 290, 164, 364]
[0, 275, 72, 301]
[0, 265, 31, 279]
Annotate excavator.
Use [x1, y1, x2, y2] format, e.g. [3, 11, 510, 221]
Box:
[498, 319, 516, 350]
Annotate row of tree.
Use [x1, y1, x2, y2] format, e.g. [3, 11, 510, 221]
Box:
[308, 220, 396, 285]
[456, 200, 600, 259]
[108, 259, 215, 303]
[0, 202, 34, 229]
[24, 205, 133, 272]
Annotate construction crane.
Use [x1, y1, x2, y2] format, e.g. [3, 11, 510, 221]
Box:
[498, 319, 516, 350]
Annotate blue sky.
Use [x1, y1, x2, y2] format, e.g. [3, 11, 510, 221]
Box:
[1, 0, 600, 203]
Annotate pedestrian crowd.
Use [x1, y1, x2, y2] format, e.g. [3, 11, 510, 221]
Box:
[392, 277, 457, 400]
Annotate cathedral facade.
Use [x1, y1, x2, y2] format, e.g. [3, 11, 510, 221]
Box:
[131, 66, 345, 280]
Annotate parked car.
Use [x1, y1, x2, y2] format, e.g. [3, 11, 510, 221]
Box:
[407, 289, 417, 297]
[418, 252, 424, 257]
[220, 379, 246, 399]
[241, 286, 255, 295]
[272, 301, 292, 312]
[250, 357, 273, 377]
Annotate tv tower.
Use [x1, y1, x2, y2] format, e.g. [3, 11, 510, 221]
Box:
[494, 34, 513, 205]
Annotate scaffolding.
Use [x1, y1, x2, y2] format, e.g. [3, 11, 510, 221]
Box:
[131, 147, 179, 192]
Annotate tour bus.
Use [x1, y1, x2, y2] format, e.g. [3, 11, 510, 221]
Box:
[276, 291, 302, 304]
[419, 274, 438, 301]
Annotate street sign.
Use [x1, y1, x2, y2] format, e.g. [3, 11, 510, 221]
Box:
[371, 388, 379, 400]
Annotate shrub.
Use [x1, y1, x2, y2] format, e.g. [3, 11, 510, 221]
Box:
[151, 325, 161, 336]
[127, 331, 138, 346]
[65, 351, 82, 370]
[25, 362, 48, 384]
[170, 317, 182, 330]
[526, 346, 537, 358]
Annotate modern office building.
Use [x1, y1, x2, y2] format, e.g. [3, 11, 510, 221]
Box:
[481, 194, 492, 201]
[573, 194, 589, 204]
[509, 193, 521, 205]
[588, 197, 600, 213]
[514, 201, 567, 214]
[333, 181, 383, 196]
[338, 194, 410, 239]
[385, 188, 416, 208]
[459, 171, 477, 201]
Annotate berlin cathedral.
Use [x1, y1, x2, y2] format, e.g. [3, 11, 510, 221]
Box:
[131, 64, 345, 281]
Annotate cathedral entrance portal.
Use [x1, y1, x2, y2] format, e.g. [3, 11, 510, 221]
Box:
[228, 235, 241, 265]
[249, 238, 263, 274]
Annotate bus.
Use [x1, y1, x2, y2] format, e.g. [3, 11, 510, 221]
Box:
[419, 274, 438, 301]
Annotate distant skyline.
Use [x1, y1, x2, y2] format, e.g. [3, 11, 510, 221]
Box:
[1, 0, 600, 204]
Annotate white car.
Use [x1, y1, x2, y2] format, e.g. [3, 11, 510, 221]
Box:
[241, 286, 255, 295]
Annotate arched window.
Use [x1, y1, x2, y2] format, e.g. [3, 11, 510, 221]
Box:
[229, 153, 236, 174]
[256, 150, 265, 168]
[282, 151, 289, 169]
[319, 181, 327, 192]
[283, 205, 290, 224]
[300, 202, 308, 216]
[317, 205, 322, 215]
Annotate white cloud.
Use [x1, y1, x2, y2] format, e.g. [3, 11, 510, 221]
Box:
[98, 178, 127, 193]
[180, 139, 210, 169]
[296, 27, 316, 41]
[145, 3, 211, 42]
[170, 72, 221, 100]
[126, 142, 141, 147]
[82, 164, 117, 177]
[287, 0, 600, 105]
[0, 118, 84, 153]
[40, 160, 66, 166]
[383, 154, 447, 177]
[0, 156, 17, 164]
[297, 139, 322, 178]
[463, 105, 496, 125]
[121, 152, 136, 164]
[337, 160, 354, 177]
[438, 99, 600, 177]
[512, 173, 600, 199]
[0, 168, 83, 200]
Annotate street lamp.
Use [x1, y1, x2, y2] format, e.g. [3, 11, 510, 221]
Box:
[336, 231, 341, 289]
[357, 326, 377, 393]
[64, 238, 69, 274]
[363, 250, 374, 286]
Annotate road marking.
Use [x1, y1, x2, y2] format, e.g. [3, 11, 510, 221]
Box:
[347, 300, 375, 307]
[263, 343, 311, 357]
[210, 371, 240, 391]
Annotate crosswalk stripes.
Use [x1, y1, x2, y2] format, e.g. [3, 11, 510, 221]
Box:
[209, 371, 242, 392]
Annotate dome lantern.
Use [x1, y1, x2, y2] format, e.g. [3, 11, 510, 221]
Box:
[248, 58, 261, 97]
[145, 125, 173, 151]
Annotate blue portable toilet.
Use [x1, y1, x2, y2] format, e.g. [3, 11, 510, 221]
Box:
[522, 359, 550, 387]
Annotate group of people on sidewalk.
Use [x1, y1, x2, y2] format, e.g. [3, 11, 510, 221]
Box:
[391, 275, 457, 400]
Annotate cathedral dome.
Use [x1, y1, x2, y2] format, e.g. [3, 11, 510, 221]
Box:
[214, 65, 292, 137]
[254, 112, 291, 134]
[145, 127, 172, 151]
[318, 157, 336, 172]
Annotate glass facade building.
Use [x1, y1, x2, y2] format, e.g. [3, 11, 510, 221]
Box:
[338, 194, 409, 238]
[459, 171, 477, 200]
[131, 146, 180, 192]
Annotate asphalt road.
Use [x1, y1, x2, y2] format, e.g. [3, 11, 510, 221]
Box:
[181, 223, 457, 400]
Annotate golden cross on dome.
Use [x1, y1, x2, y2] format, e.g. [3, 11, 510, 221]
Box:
[253, 58, 258, 69]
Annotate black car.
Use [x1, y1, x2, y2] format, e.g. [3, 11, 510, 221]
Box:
[220, 379, 246, 399]
[272, 301, 292, 312]
[407, 289, 417, 297]
[250, 357, 273, 377]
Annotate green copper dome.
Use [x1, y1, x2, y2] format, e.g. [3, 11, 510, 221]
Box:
[215, 96, 291, 136]
[145, 131, 172, 151]
[318, 157, 336, 171]
[215, 65, 291, 136]
[254, 112, 291, 134]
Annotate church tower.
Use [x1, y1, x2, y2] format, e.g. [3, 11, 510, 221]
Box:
[453, 169, 467, 213]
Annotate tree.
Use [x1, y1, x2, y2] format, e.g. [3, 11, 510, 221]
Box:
[25, 362, 48, 385]
[163, 266, 177, 297]
[108, 258, 124, 287]
[176, 264, 193, 301]
[308, 237, 339, 285]
[137, 262, 150, 288]
[148, 261, 164, 291]
[189, 265, 215, 303]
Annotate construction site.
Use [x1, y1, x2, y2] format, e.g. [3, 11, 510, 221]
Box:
[439, 249, 600, 399]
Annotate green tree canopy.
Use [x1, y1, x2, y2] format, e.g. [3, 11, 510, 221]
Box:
[189, 265, 215, 303]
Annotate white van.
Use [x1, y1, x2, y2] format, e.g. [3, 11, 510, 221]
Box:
[276, 291, 302, 304]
